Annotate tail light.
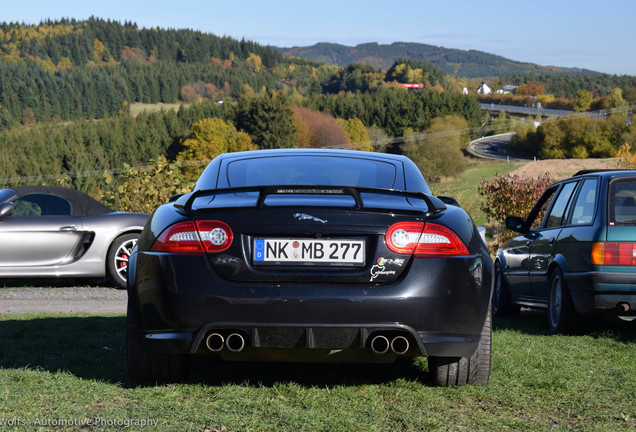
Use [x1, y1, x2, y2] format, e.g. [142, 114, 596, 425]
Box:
[151, 220, 233, 254]
[385, 222, 469, 256]
[591, 242, 636, 265]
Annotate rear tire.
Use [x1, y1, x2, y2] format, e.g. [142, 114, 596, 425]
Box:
[428, 307, 492, 386]
[548, 268, 579, 334]
[126, 299, 188, 385]
[492, 261, 520, 317]
[106, 233, 138, 289]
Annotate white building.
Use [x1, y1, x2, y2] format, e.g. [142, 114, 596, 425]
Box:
[477, 83, 492, 95]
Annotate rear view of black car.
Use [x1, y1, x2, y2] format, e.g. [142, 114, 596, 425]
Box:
[127, 149, 493, 386]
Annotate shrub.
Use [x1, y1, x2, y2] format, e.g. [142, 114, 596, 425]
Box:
[478, 172, 554, 250]
[98, 156, 194, 214]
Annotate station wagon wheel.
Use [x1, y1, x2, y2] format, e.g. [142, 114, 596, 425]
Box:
[107, 233, 139, 289]
[492, 261, 520, 317]
[548, 268, 579, 334]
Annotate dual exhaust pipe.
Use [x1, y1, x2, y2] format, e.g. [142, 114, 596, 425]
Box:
[206, 331, 409, 355]
[370, 334, 410, 355]
[205, 332, 246, 353]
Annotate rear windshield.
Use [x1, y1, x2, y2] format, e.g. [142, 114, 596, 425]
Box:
[610, 179, 636, 225]
[225, 156, 398, 189]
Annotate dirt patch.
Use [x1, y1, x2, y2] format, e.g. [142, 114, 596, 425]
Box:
[509, 158, 620, 180]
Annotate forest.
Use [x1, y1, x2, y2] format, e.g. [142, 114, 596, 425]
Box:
[0, 18, 634, 210]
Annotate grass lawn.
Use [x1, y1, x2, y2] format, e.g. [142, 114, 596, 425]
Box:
[0, 311, 634, 431]
[432, 160, 520, 227]
[129, 102, 187, 116]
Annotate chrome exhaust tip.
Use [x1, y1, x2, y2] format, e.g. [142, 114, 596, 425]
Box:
[370, 335, 390, 355]
[617, 302, 630, 313]
[205, 333, 224, 352]
[226, 333, 245, 352]
[390, 336, 410, 355]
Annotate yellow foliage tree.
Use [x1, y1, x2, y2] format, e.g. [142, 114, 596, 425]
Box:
[57, 57, 73, 72]
[98, 156, 194, 214]
[336, 118, 373, 151]
[244, 53, 262, 72]
[177, 118, 256, 182]
[617, 144, 636, 168]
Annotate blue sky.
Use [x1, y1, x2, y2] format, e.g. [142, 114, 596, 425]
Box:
[3, 0, 635, 75]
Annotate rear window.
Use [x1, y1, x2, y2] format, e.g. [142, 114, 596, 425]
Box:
[225, 156, 398, 189]
[610, 179, 636, 225]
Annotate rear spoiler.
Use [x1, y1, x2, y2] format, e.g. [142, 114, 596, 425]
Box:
[178, 185, 447, 217]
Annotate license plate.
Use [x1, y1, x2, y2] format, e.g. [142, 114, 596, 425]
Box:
[253, 238, 365, 265]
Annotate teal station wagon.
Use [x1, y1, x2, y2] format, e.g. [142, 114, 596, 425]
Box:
[495, 170, 636, 333]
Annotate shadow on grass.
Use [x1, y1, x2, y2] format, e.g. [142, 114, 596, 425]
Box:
[0, 316, 128, 383]
[188, 357, 430, 388]
[0, 315, 430, 388]
[493, 308, 636, 343]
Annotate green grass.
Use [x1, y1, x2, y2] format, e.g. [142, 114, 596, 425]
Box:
[129, 102, 188, 116]
[1, 312, 634, 431]
[432, 160, 520, 228]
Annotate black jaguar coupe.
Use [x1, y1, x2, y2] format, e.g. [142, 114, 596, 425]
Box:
[127, 149, 493, 386]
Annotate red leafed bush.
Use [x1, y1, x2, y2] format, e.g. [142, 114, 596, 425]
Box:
[477, 172, 554, 249]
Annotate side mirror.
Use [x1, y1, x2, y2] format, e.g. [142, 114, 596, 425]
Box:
[0, 202, 16, 218]
[505, 216, 525, 233]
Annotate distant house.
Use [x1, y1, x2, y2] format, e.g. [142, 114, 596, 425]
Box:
[477, 83, 492, 95]
[496, 85, 518, 95]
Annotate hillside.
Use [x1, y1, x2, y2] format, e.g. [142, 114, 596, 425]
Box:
[278, 42, 597, 77]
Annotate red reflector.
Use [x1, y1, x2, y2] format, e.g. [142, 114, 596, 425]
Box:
[592, 242, 636, 265]
[385, 222, 469, 256]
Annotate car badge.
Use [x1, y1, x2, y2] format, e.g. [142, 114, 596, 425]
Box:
[293, 213, 327, 224]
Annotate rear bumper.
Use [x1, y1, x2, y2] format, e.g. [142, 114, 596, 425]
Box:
[129, 251, 492, 360]
[566, 270, 636, 315]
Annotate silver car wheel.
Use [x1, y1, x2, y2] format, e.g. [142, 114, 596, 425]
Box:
[114, 238, 137, 281]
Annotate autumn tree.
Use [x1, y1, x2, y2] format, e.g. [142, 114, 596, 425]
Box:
[177, 117, 256, 182]
[336, 118, 373, 151]
[98, 156, 194, 214]
[516, 82, 544, 96]
[292, 106, 349, 148]
[402, 115, 469, 182]
[385, 58, 445, 88]
[574, 90, 593, 112]
[244, 53, 263, 72]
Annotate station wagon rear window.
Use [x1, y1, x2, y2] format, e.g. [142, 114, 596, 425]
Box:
[610, 179, 636, 225]
[226, 156, 398, 189]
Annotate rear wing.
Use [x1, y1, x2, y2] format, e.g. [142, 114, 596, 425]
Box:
[177, 185, 447, 217]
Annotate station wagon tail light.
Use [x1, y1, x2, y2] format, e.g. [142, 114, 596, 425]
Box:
[386, 222, 469, 256]
[591, 242, 636, 265]
[151, 220, 233, 254]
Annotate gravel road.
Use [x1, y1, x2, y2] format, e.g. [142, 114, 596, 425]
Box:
[0, 287, 127, 314]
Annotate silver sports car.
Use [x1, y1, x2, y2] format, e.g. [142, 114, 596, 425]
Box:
[0, 186, 148, 288]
